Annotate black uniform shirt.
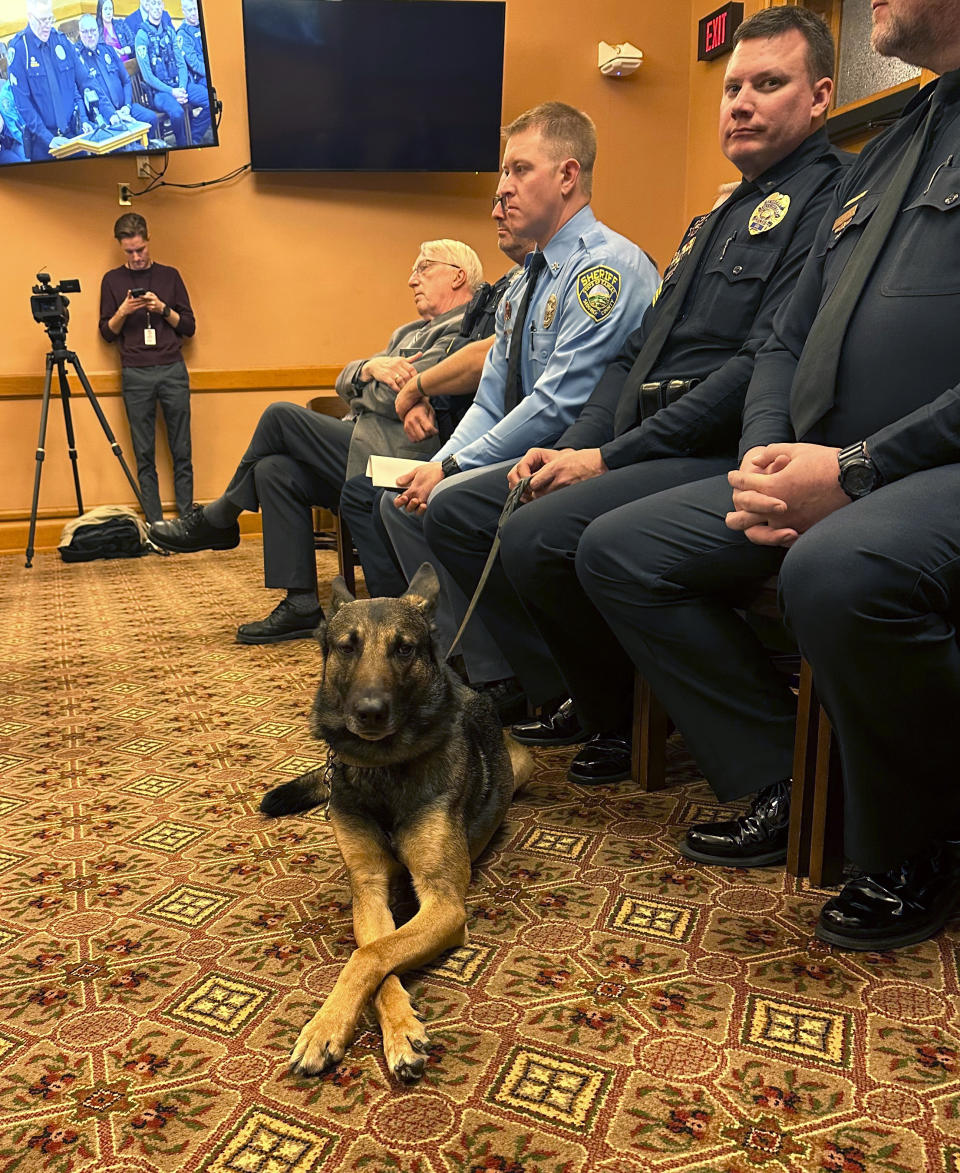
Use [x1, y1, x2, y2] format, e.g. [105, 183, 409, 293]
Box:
[560, 128, 850, 468]
[742, 69, 960, 485]
[431, 267, 518, 441]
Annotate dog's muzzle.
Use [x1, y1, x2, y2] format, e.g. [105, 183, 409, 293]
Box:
[345, 691, 395, 739]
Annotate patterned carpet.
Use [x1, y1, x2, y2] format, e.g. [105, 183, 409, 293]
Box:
[0, 540, 958, 1173]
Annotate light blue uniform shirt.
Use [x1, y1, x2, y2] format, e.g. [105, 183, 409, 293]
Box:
[433, 205, 659, 470]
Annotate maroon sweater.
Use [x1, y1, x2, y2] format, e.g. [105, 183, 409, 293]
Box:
[99, 261, 196, 368]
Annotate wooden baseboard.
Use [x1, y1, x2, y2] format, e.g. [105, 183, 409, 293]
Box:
[0, 366, 343, 401]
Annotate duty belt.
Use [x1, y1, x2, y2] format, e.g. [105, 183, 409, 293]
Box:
[639, 378, 700, 421]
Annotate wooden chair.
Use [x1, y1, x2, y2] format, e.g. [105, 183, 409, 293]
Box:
[307, 395, 355, 594]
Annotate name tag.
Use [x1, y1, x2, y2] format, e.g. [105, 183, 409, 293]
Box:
[143, 328, 157, 346]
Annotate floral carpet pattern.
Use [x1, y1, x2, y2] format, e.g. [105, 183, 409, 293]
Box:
[1, 541, 959, 1173]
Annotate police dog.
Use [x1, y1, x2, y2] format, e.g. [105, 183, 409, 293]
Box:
[260, 563, 532, 1082]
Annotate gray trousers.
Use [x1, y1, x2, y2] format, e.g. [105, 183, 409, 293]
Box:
[121, 359, 193, 522]
[224, 401, 353, 591]
[379, 463, 515, 684]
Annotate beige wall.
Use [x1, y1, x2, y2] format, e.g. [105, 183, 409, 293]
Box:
[684, 0, 765, 216]
[2, 0, 753, 540]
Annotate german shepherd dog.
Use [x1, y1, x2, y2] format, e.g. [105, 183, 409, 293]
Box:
[260, 563, 532, 1082]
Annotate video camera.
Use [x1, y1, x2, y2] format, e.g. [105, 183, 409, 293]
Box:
[30, 273, 81, 329]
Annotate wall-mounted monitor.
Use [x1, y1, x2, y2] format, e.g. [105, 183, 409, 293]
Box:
[0, 0, 218, 169]
[241, 0, 506, 173]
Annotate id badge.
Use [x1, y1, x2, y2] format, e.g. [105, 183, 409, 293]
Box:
[144, 328, 157, 347]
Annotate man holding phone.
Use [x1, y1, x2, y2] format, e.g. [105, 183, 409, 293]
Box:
[99, 212, 196, 522]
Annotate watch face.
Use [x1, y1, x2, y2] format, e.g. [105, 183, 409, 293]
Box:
[842, 460, 877, 497]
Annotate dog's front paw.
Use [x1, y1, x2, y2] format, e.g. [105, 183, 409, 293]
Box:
[382, 1007, 431, 1083]
[289, 1011, 351, 1077]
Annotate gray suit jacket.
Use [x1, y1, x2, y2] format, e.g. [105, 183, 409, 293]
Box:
[336, 306, 467, 480]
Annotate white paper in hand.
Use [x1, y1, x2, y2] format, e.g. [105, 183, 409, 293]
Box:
[365, 455, 428, 488]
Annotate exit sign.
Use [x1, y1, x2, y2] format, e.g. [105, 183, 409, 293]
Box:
[698, 2, 743, 61]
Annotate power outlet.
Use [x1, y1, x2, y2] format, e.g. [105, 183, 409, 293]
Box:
[118, 183, 131, 206]
[136, 155, 152, 178]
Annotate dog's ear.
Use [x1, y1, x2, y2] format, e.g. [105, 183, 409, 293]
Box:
[404, 562, 440, 618]
[313, 618, 329, 650]
[329, 576, 355, 617]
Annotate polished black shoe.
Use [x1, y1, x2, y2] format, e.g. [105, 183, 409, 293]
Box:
[236, 599, 324, 645]
[512, 698, 586, 746]
[567, 732, 631, 785]
[816, 842, 960, 951]
[474, 677, 528, 727]
[150, 504, 240, 553]
[679, 780, 790, 866]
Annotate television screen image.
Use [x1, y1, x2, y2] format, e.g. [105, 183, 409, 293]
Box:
[242, 0, 506, 173]
[0, 0, 218, 168]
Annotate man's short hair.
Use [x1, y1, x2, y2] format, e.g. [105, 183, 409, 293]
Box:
[502, 101, 597, 198]
[78, 14, 96, 30]
[114, 212, 148, 241]
[733, 6, 835, 84]
[420, 239, 484, 293]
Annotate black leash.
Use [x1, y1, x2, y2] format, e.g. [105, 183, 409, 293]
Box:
[446, 476, 530, 660]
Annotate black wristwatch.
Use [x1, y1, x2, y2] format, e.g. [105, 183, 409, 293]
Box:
[837, 441, 881, 500]
[441, 455, 461, 479]
[161, 303, 172, 319]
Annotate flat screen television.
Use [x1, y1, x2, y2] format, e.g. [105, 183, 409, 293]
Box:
[0, 0, 218, 168]
[242, 0, 505, 172]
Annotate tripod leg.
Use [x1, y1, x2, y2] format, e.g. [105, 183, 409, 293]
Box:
[67, 352, 147, 514]
[25, 356, 56, 569]
[57, 360, 84, 516]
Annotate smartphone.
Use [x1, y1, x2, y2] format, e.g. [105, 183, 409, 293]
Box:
[130, 287, 147, 297]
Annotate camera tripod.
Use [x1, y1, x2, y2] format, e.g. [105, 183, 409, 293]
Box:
[25, 324, 145, 568]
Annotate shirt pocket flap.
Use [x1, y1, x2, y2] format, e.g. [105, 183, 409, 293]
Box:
[703, 240, 779, 285]
[905, 164, 960, 214]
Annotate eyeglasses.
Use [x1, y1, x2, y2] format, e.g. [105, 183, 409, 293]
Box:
[490, 194, 509, 212]
[410, 259, 462, 278]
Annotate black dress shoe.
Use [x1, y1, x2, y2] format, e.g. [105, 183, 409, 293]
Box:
[150, 504, 240, 553]
[816, 842, 960, 951]
[679, 780, 790, 866]
[567, 732, 631, 785]
[512, 698, 586, 746]
[236, 599, 324, 645]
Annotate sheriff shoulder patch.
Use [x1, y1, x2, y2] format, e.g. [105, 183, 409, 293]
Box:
[577, 265, 621, 322]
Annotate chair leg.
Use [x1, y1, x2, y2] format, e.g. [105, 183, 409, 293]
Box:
[787, 660, 820, 878]
[632, 673, 670, 792]
[808, 705, 844, 888]
[787, 660, 844, 886]
[335, 513, 356, 595]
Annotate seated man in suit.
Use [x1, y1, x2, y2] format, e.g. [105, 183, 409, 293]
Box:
[149, 240, 483, 645]
[337, 199, 536, 600]
[561, 0, 960, 951]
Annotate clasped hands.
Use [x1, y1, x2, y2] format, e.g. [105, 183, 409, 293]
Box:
[725, 442, 850, 546]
